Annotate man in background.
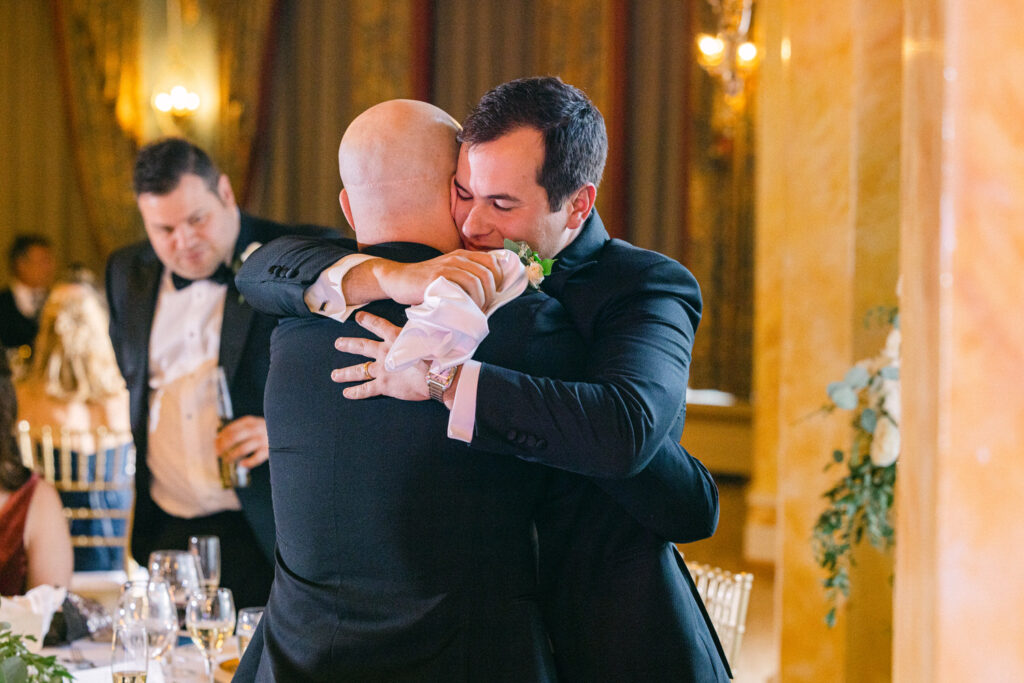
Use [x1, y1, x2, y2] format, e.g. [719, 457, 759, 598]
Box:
[105, 138, 336, 607]
[0, 234, 56, 352]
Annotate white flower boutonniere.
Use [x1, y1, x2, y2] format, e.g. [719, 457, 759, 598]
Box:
[232, 241, 262, 304]
[504, 239, 555, 289]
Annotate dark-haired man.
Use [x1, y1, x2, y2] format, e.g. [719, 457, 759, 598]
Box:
[0, 234, 56, 352]
[246, 78, 730, 681]
[105, 138, 337, 607]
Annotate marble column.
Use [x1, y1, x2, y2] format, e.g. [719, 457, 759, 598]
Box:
[754, 0, 900, 680]
[895, 0, 1024, 680]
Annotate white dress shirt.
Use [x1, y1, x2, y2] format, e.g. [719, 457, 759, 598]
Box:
[147, 270, 241, 518]
[306, 254, 482, 443]
[11, 279, 46, 319]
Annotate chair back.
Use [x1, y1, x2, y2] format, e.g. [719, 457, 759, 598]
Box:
[685, 558, 754, 669]
[15, 421, 136, 572]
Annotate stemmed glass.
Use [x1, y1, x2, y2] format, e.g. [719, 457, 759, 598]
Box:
[148, 550, 202, 628]
[188, 535, 221, 590]
[185, 587, 236, 683]
[118, 579, 177, 666]
[111, 623, 148, 683]
[236, 607, 264, 658]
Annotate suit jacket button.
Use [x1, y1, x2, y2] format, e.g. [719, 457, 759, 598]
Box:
[524, 435, 537, 447]
[536, 439, 547, 449]
[506, 430, 519, 442]
[267, 265, 276, 274]
[288, 268, 300, 278]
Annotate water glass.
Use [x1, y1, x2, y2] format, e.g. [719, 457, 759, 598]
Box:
[188, 535, 222, 590]
[111, 623, 148, 683]
[147, 550, 202, 627]
[236, 606, 264, 657]
[118, 580, 177, 663]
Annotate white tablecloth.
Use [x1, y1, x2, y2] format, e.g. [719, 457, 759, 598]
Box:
[43, 635, 238, 682]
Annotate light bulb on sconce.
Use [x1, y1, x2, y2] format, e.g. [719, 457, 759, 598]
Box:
[153, 84, 201, 116]
[695, 0, 760, 135]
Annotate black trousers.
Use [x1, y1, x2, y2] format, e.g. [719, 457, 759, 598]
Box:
[139, 508, 274, 609]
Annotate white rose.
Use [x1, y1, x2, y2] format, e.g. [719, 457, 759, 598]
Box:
[880, 377, 900, 424]
[526, 261, 545, 287]
[882, 328, 901, 365]
[870, 415, 900, 467]
[240, 241, 263, 263]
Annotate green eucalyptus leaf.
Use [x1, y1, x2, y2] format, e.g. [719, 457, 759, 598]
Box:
[860, 408, 878, 433]
[880, 366, 900, 380]
[539, 258, 556, 276]
[833, 449, 845, 463]
[828, 382, 858, 410]
[0, 656, 27, 683]
[844, 365, 870, 390]
[503, 238, 518, 251]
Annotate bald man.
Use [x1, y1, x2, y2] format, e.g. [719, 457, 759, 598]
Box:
[234, 100, 580, 681]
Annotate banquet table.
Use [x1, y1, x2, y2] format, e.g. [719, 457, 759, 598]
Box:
[42, 634, 239, 682]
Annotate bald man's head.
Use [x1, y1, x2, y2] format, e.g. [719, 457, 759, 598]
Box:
[339, 100, 462, 253]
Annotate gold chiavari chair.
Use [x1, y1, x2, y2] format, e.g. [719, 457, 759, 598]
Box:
[685, 557, 754, 670]
[15, 421, 136, 573]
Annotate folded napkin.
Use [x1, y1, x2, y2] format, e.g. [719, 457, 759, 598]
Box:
[385, 249, 528, 373]
[0, 585, 67, 652]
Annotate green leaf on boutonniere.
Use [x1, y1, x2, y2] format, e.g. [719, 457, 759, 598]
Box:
[827, 382, 858, 410]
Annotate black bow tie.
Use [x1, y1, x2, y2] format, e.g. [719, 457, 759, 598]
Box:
[171, 263, 234, 291]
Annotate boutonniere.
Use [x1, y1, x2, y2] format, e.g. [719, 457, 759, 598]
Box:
[504, 239, 555, 289]
[232, 241, 262, 304]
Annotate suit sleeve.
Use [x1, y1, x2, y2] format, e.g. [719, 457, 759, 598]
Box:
[105, 254, 128, 379]
[473, 256, 699, 479]
[235, 235, 359, 318]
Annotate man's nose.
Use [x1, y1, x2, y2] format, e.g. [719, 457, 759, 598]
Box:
[173, 224, 198, 249]
[460, 207, 488, 238]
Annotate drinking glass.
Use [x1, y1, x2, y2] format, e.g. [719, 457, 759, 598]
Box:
[236, 607, 264, 658]
[147, 550, 202, 628]
[188, 535, 221, 590]
[111, 623, 148, 683]
[118, 580, 177, 664]
[185, 587, 236, 683]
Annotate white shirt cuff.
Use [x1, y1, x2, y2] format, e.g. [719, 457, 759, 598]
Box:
[303, 253, 377, 322]
[447, 360, 481, 443]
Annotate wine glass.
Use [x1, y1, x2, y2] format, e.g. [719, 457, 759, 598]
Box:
[148, 550, 202, 628]
[118, 580, 177, 665]
[236, 607, 264, 658]
[111, 623, 148, 683]
[188, 535, 221, 590]
[185, 587, 236, 683]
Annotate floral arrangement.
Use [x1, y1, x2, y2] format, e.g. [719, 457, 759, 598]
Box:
[0, 619, 71, 682]
[812, 306, 900, 627]
[504, 239, 555, 288]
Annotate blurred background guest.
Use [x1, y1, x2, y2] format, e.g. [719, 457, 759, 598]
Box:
[0, 343, 73, 595]
[14, 280, 131, 572]
[0, 234, 57, 356]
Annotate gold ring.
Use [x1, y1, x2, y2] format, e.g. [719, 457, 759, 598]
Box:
[361, 360, 374, 380]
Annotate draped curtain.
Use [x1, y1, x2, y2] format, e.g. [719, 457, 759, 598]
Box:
[50, 0, 142, 260]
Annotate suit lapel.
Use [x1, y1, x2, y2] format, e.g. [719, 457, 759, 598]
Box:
[127, 253, 163, 395]
[219, 213, 257, 386]
[542, 210, 609, 298]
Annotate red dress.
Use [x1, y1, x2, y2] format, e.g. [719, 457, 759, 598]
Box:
[0, 473, 40, 595]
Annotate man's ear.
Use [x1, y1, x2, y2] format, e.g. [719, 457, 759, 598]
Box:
[565, 184, 597, 230]
[339, 189, 355, 230]
[217, 174, 236, 207]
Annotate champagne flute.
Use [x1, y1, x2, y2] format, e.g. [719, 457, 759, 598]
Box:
[111, 623, 148, 683]
[236, 607, 264, 658]
[185, 587, 236, 683]
[188, 535, 221, 590]
[147, 550, 202, 628]
[118, 580, 177, 664]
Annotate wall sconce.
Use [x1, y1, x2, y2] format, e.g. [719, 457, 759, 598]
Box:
[696, 0, 759, 136]
[151, 0, 201, 120]
[153, 83, 200, 116]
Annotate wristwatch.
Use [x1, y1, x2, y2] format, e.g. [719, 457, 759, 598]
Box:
[425, 365, 460, 403]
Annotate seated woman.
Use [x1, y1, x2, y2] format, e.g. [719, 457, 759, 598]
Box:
[14, 281, 132, 571]
[0, 345, 73, 594]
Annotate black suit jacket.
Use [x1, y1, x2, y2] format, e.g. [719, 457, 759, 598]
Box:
[237, 241, 580, 681]
[233, 218, 730, 681]
[0, 289, 39, 349]
[105, 212, 336, 563]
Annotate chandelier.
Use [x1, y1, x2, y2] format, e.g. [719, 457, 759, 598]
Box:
[695, 0, 759, 134]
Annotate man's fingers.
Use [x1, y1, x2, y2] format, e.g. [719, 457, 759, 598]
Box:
[335, 335, 380, 356]
[342, 379, 383, 400]
[331, 361, 379, 384]
[353, 312, 401, 343]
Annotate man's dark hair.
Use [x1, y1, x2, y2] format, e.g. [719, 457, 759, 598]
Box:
[460, 76, 608, 212]
[8, 234, 51, 269]
[133, 137, 221, 196]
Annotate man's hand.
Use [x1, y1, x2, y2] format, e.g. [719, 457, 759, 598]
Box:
[215, 416, 269, 469]
[370, 250, 503, 310]
[331, 312, 430, 401]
